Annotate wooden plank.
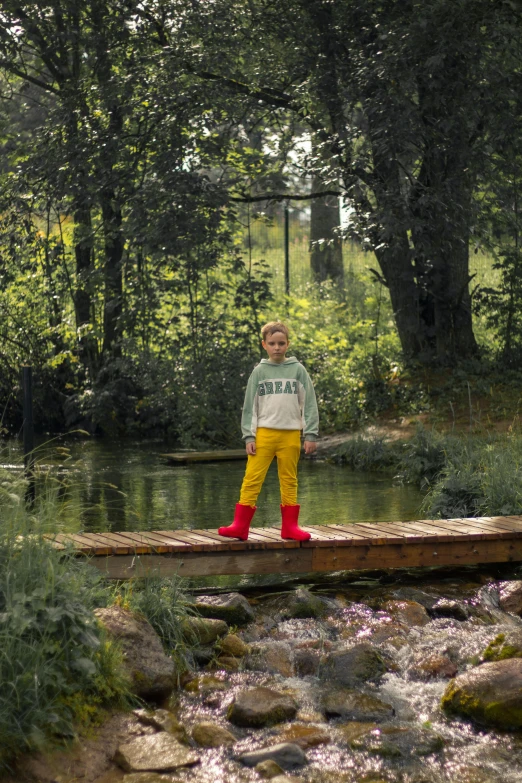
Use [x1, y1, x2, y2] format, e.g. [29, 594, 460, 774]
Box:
[55, 532, 112, 555]
[398, 519, 498, 540]
[354, 520, 448, 543]
[105, 532, 161, 554]
[348, 523, 406, 545]
[311, 538, 522, 572]
[302, 523, 405, 548]
[163, 450, 247, 464]
[150, 530, 231, 552]
[189, 528, 264, 552]
[370, 520, 456, 542]
[78, 532, 134, 555]
[300, 526, 352, 548]
[322, 523, 391, 543]
[133, 532, 194, 553]
[43, 534, 66, 550]
[88, 547, 314, 579]
[473, 516, 522, 533]
[316, 524, 376, 542]
[418, 518, 514, 539]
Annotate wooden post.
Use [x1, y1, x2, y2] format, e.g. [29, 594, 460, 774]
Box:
[22, 365, 35, 503]
[284, 204, 290, 296]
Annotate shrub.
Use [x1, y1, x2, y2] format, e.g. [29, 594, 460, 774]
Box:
[0, 526, 130, 769]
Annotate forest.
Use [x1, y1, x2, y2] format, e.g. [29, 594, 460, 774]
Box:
[1, 0, 521, 445]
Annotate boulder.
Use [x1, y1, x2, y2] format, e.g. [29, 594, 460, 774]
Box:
[193, 593, 255, 625]
[294, 648, 321, 677]
[228, 687, 298, 727]
[281, 588, 325, 619]
[181, 617, 228, 646]
[277, 725, 330, 749]
[210, 655, 241, 672]
[499, 581, 522, 615]
[322, 689, 394, 722]
[271, 777, 304, 783]
[133, 709, 188, 742]
[408, 654, 458, 680]
[349, 724, 444, 757]
[390, 587, 438, 610]
[255, 759, 285, 778]
[114, 734, 199, 772]
[218, 633, 249, 657]
[95, 606, 176, 701]
[431, 598, 469, 621]
[441, 658, 522, 728]
[191, 722, 236, 747]
[245, 641, 294, 677]
[320, 643, 387, 687]
[482, 630, 522, 662]
[238, 743, 306, 769]
[183, 674, 228, 694]
[381, 600, 430, 627]
[337, 721, 378, 744]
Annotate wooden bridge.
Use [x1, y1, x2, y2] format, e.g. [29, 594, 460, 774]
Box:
[47, 516, 522, 579]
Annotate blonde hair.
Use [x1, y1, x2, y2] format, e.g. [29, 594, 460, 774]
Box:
[261, 321, 290, 341]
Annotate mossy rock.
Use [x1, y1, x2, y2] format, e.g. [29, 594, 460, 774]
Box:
[181, 617, 228, 646]
[281, 587, 325, 619]
[482, 631, 522, 662]
[441, 658, 522, 729]
[320, 643, 387, 687]
[228, 686, 298, 727]
[193, 593, 255, 626]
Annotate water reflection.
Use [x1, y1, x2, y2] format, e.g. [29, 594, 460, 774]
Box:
[4, 438, 424, 534]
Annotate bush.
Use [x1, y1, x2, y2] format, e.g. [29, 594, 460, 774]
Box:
[0, 524, 130, 769]
[331, 435, 401, 471]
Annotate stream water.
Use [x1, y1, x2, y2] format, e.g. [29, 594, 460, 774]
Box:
[160, 575, 522, 783]
[3, 437, 424, 533]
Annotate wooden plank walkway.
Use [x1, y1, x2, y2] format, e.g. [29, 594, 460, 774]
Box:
[163, 449, 247, 464]
[47, 516, 522, 579]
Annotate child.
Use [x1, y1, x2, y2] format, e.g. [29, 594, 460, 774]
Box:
[218, 321, 318, 542]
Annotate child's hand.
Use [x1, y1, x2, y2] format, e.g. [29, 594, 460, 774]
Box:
[304, 440, 317, 455]
[246, 442, 256, 456]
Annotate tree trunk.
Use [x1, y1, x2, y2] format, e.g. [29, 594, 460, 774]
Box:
[74, 207, 99, 376]
[101, 191, 124, 357]
[310, 185, 344, 282]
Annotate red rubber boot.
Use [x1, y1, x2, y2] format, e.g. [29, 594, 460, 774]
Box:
[218, 503, 256, 540]
[280, 504, 311, 541]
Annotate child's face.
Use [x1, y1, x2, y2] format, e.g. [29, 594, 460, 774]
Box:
[262, 331, 289, 363]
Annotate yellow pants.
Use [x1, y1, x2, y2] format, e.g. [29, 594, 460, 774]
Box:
[239, 427, 301, 507]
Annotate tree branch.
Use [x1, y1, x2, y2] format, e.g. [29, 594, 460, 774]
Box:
[230, 190, 342, 203]
[0, 60, 59, 94]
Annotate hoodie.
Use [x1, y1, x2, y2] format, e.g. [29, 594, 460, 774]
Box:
[241, 357, 319, 444]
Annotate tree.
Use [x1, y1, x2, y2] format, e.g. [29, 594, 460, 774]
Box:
[194, 0, 520, 363]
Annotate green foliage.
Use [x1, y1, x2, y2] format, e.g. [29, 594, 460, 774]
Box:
[0, 525, 130, 768]
[331, 436, 401, 471]
[113, 576, 195, 675]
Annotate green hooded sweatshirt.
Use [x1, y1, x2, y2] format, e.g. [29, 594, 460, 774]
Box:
[241, 357, 319, 444]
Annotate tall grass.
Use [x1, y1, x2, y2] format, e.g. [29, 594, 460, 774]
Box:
[0, 520, 130, 768]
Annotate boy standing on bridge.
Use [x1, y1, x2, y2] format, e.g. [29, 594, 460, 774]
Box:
[218, 321, 319, 542]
